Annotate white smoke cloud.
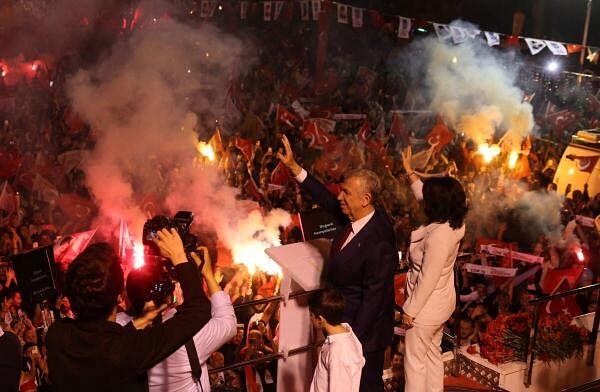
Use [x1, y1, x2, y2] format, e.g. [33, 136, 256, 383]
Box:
[67, 4, 290, 267]
[400, 21, 534, 146]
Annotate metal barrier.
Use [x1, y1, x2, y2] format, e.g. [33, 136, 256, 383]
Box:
[209, 288, 323, 375]
[523, 282, 600, 387]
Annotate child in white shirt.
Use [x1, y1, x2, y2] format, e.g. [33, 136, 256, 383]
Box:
[309, 289, 365, 392]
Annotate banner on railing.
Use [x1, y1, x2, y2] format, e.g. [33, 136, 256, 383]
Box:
[463, 263, 517, 277]
[479, 244, 544, 264]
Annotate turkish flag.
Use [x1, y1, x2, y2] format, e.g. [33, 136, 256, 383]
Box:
[276, 104, 299, 129]
[567, 44, 584, 54]
[545, 109, 579, 132]
[357, 121, 371, 143]
[232, 136, 254, 161]
[57, 193, 96, 221]
[566, 154, 599, 173]
[302, 120, 336, 149]
[426, 118, 454, 150]
[244, 177, 264, 202]
[541, 277, 582, 318]
[270, 162, 290, 186]
[53, 229, 97, 264]
[395, 272, 408, 307]
[390, 111, 410, 145]
[0, 147, 22, 179]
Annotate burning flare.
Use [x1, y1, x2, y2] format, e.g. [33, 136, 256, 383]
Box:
[197, 141, 215, 161]
[478, 143, 501, 164]
[133, 242, 145, 269]
[508, 151, 519, 169]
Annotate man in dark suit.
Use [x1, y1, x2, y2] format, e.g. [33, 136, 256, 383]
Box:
[278, 135, 397, 392]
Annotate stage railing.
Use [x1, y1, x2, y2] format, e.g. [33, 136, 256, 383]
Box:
[208, 288, 323, 375]
[523, 282, 600, 387]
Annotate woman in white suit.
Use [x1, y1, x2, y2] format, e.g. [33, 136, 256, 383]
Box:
[400, 147, 468, 392]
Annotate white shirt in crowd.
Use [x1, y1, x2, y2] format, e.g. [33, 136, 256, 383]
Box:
[310, 323, 365, 392]
[116, 291, 237, 392]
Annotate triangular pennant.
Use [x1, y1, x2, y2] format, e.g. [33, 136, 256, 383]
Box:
[587, 47, 599, 64]
[208, 1, 218, 17]
[545, 40, 567, 56]
[351, 7, 363, 28]
[484, 31, 500, 47]
[397, 16, 411, 39]
[524, 38, 547, 55]
[433, 23, 452, 41]
[240, 1, 248, 20]
[337, 4, 349, 24]
[200, 0, 210, 17]
[466, 29, 481, 39]
[300, 1, 310, 21]
[450, 26, 468, 44]
[273, 1, 284, 20]
[263, 1, 272, 21]
[567, 44, 583, 54]
[311, 0, 321, 21]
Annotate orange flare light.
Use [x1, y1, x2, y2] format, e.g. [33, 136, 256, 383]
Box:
[478, 143, 501, 164]
[508, 151, 519, 169]
[197, 141, 215, 161]
[133, 242, 145, 269]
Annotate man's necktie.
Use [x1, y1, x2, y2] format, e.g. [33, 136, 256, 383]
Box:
[331, 224, 353, 256]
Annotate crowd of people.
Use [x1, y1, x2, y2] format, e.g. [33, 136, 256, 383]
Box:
[1, 7, 600, 392]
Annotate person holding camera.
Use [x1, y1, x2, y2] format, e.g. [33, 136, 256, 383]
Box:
[117, 245, 237, 392]
[46, 228, 212, 392]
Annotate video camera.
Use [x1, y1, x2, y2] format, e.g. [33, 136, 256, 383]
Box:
[142, 210, 200, 262]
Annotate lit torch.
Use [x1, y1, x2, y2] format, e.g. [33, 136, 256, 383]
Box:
[197, 141, 215, 162]
[508, 150, 519, 169]
[576, 247, 585, 262]
[478, 143, 501, 164]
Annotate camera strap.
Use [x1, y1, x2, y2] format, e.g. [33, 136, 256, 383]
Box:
[184, 339, 203, 383]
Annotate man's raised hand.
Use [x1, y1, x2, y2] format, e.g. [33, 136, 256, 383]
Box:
[276, 135, 302, 176]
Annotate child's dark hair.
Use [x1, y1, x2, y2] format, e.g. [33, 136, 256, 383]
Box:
[308, 288, 345, 325]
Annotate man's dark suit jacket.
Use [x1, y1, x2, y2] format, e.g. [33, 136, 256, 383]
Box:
[301, 173, 397, 352]
[46, 262, 211, 392]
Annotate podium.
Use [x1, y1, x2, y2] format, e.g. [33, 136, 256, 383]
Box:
[265, 239, 331, 392]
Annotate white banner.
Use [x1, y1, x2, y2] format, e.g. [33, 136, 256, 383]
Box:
[333, 113, 367, 120]
[450, 26, 468, 44]
[397, 16, 412, 39]
[240, 1, 248, 19]
[479, 244, 544, 264]
[464, 263, 517, 277]
[274, 1, 284, 20]
[337, 4, 349, 24]
[546, 40, 568, 56]
[311, 0, 321, 21]
[263, 1, 272, 21]
[433, 23, 452, 41]
[300, 1, 310, 21]
[525, 38, 547, 55]
[484, 31, 500, 47]
[351, 7, 363, 28]
[576, 215, 596, 227]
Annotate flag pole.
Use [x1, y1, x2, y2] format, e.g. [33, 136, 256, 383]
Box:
[579, 0, 593, 82]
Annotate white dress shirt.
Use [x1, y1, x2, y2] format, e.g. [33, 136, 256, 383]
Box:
[310, 323, 365, 392]
[295, 168, 375, 249]
[117, 291, 237, 392]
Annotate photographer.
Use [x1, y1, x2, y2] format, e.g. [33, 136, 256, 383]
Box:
[117, 245, 237, 392]
[46, 228, 212, 392]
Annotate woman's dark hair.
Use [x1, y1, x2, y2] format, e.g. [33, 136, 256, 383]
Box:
[308, 289, 345, 325]
[64, 242, 124, 321]
[422, 177, 468, 230]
